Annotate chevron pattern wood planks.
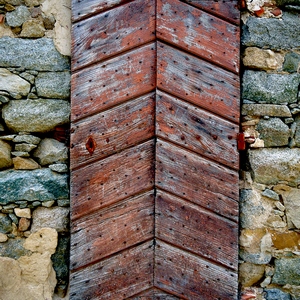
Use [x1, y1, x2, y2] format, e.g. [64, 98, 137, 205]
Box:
[70, 0, 240, 298]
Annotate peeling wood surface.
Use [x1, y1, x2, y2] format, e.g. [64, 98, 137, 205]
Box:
[72, 0, 155, 71]
[128, 288, 182, 299]
[71, 0, 240, 298]
[157, 42, 240, 123]
[71, 140, 155, 221]
[157, 0, 240, 73]
[154, 240, 238, 300]
[72, 0, 128, 22]
[71, 43, 156, 121]
[71, 93, 155, 170]
[183, 0, 240, 25]
[71, 191, 154, 270]
[156, 190, 238, 270]
[156, 90, 239, 170]
[156, 139, 239, 221]
[70, 241, 154, 300]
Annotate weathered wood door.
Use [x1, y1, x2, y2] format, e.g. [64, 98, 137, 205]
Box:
[70, 1, 240, 299]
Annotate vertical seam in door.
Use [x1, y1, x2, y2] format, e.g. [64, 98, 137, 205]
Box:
[153, 0, 158, 291]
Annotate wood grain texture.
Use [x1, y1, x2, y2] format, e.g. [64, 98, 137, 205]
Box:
[156, 90, 239, 170]
[71, 0, 240, 297]
[71, 191, 154, 270]
[72, 0, 155, 71]
[157, 0, 240, 73]
[71, 140, 155, 221]
[154, 240, 238, 300]
[157, 42, 239, 123]
[183, 0, 240, 25]
[156, 139, 238, 221]
[128, 287, 182, 299]
[72, 0, 127, 22]
[71, 93, 155, 170]
[70, 241, 154, 300]
[156, 190, 238, 270]
[72, 43, 156, 121]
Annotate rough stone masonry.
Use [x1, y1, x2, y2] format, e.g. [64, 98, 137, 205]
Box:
[240, 0, 300, 299]
[0, 0, 71, 299]
[0, 0, 300, 299]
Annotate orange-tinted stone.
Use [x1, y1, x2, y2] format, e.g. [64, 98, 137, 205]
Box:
[271, 231, 300, 250]
[18, 218, 31, 232]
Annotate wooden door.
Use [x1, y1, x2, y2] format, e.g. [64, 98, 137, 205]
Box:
[70, 0, 240, 299]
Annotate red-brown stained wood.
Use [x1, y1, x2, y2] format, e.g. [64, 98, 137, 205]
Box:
[156, 190, 238, 270]
[157, 42, 239, 123]
[70, 241, 154, 300]
[71, 43, 156, 122]
[71, 140, 155, 221]
[72, 0, 127, 22]
[156, 139, 238, 221]
[154, 240, 238, 300]
[156, 90, 239, 170]
[71, 191, 154, 270]
[71, 93, 155, 170]
[71, 0, 240, 298]
[72, 0, 155, 72]
[157, 0, 240, 73]
[128, 287, 182, 299]
[183, 0, 240, 25]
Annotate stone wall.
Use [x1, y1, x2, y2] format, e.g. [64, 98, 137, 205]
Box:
[0, 0, 71, 299]
[1, 0, 300, 299]
[240, 0, 300, 299]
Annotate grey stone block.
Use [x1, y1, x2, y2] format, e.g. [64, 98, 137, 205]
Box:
[0, 213, 13, 234]
[36, 72, 70, 99]
[0, 37, 69, 71]
[240, 189, 273, 229]
[242, 71, 300, 104]
[249, 148, 300, 185]
[33, 138, 68, 166]
[242, 13, 300, 50]
[293, 115, 300, 146]
[2, 99, 70, 133]
[0, 169, 69, 205]
[261, 189, 280, 201]
[283, 52, 300, 73]
[31, 206, 69, 233]
[265, 288, 291, 300]
[273, 258, 300, 285]
[51, 235, 70, 295]
[6, 5, 30, 27]
[257, 118, 291, 147]
[242, 104, 291, 117]
[0, 238, 31, 260]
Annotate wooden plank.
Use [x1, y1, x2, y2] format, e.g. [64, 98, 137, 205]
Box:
[72, 0, 155, 71]
[128, 287, 182, 299]
[71, 43, 156, 121]
[72, 0, 127, 23]
[156, 90, 239, 170]
[71, 191, 154, 270]
[183, 0, 240, 25]
[70, 241, 154, 300]
[157, 42, 239, 123]
[154, 240, 238, 300]
[71, 140, 155, 221]
[155, 139, 238, 221]
[156, 190, 238, 270]
[71, 93, 155, 170]
[157, 0, 239, 73]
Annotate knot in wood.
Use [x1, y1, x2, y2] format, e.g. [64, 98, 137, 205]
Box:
[86, 136, 96, 155]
